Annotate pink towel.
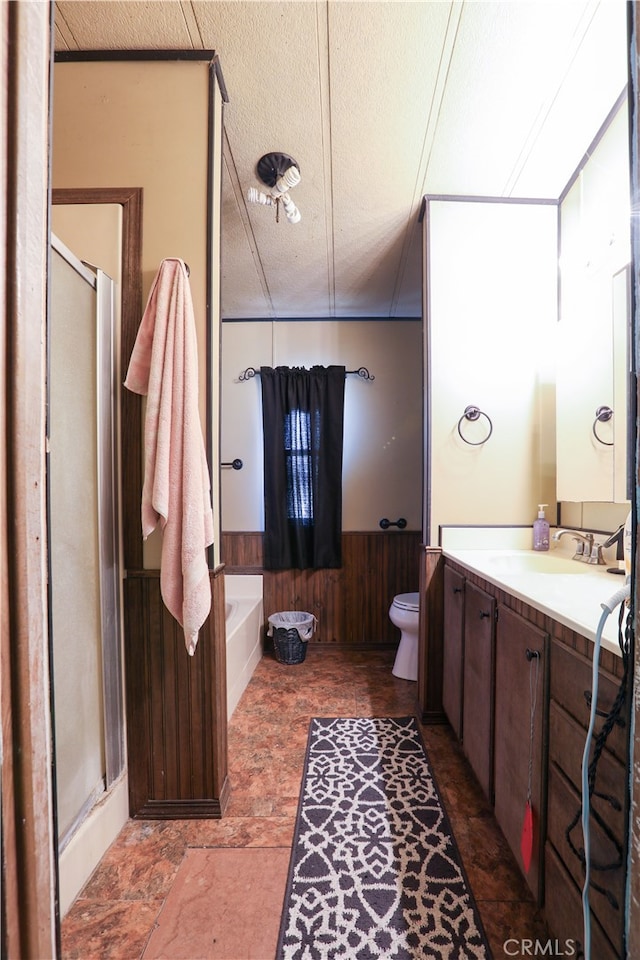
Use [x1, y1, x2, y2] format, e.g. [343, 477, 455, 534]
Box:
[124, 258, 214, 655]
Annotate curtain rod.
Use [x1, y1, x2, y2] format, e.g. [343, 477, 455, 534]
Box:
[239, 365, 375, 382]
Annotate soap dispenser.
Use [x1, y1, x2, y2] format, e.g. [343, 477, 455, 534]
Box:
[533, 504, 550, 552]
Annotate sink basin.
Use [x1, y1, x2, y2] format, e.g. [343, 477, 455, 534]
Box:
[443, 545, 627, 653]
[484, 552, 588, 575]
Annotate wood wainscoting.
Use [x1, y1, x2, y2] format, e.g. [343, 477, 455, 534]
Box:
[123, 565, 229, 818]
[222, 531, 422, 646]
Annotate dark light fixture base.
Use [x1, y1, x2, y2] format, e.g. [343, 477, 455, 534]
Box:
[256, 152, 299, 188]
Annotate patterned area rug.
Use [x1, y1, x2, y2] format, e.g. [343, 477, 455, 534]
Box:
[277, 717, 492, 959]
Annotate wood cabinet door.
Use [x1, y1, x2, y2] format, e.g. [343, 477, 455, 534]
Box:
[494, 605, 548, 902]
[462, 582, 496, 799]
[442, 566, 465, 737]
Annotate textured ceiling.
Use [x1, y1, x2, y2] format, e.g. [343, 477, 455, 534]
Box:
[54, 1, 629, 320]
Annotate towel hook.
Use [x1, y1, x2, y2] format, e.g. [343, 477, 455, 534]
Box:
[457, 405, 493, 445]
[592, 406, 614, 446]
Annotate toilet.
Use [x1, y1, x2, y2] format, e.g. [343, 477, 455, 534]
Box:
[389, 592, 420, 681]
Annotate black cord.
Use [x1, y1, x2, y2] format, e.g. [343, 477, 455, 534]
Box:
[564, 600, 633, 910]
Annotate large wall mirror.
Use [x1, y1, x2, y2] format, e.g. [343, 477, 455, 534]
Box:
[556, 95, 632, 504]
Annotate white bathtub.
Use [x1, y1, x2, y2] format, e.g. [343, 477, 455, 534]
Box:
[225, 574, 264, 719]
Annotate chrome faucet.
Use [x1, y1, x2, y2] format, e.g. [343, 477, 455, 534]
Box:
[552, 529, 605, 564]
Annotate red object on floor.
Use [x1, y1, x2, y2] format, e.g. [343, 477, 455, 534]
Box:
[521, 801, 534, 873]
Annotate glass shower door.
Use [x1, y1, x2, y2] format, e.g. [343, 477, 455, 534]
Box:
[48, 235, 122, 849]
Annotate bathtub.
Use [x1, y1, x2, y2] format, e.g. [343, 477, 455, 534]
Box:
[224, 574, 264, 719]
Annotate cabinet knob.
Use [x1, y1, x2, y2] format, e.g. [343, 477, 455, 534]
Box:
[479, 610, 491, 619]
[453, 587, 462, 594]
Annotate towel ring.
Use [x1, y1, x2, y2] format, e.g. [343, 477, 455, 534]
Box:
[457, 405, 493, 446]
[593, 406, 614, 446]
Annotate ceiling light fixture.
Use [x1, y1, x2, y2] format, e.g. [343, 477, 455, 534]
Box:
[247, 152, 301, 224]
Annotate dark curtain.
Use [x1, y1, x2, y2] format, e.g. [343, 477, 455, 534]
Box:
[261, 365, 345, 570]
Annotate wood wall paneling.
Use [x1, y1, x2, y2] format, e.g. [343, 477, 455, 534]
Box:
[123, 568, 229, 818]
[222, 531, 422, 645]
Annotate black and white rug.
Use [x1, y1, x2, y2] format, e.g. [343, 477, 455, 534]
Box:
[276, 716, 492, 959]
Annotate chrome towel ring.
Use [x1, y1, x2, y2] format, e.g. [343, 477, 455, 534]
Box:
[457, 405, 493, 446]
[592, 406, 614, 446]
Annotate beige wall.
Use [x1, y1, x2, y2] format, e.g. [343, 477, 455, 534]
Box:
[426, 199, 558, 542]
[52, 59, 219, 567]
[220, 319, 423, 533]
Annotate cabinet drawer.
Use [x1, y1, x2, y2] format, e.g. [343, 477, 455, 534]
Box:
[549, 699, 626, 845]
[547, 764, 624, 952]
[550, 640, 628, 764]
[544, 844, 620, 960]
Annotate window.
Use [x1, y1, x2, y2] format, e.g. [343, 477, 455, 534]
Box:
[261, 366, 345, 569]
[285, 409, 316, 524]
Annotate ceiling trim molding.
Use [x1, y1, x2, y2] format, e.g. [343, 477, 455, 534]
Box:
[423, 193, 558, 206]
[221, 315, 422, 324]
[558, 85, 629, 204]
[53, 48, 230, 102]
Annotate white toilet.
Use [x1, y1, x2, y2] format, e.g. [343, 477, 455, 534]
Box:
[389, 592, 420, 681]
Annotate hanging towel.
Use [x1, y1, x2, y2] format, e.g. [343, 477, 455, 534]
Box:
[124, 258, 214, 655]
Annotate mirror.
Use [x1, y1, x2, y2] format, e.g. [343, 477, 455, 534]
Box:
[556, 98, 632, 503]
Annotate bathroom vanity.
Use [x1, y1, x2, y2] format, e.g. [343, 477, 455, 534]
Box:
[440, 543, 630, 959]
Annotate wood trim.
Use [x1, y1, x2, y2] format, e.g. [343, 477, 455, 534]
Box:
[0, 7, 15, 953]
[627, 4, 640, 954]
[51, 186, 143, 570]
[127, 794, 231, 820]
[123, 568, 229, 818]
[55, 49, 219, 64]
[210, 565, 229, 799]
[441, 566, 465, 736]
[418, 546, 445, 722]
[3, 4, 57, 957]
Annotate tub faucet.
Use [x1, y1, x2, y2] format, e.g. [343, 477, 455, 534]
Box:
[552, 529, 604, 564]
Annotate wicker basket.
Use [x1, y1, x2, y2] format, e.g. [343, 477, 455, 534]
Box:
[272, 626, 307, 665]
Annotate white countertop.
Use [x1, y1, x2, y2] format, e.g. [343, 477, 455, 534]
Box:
[442, 535, 630, 657]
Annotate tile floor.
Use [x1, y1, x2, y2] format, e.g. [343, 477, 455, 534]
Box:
[61, 647, 549, 959]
